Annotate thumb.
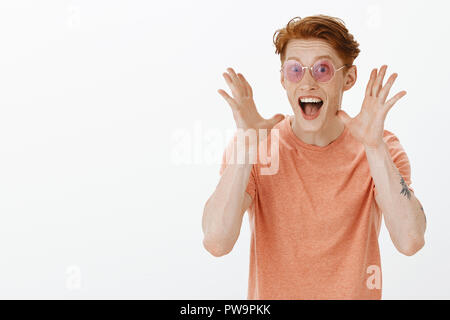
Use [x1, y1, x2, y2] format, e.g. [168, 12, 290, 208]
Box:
[267, 113, 285, 127]
[336, 109, 351, 126]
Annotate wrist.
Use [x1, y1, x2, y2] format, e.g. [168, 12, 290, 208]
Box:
[363, 140, 386, 152]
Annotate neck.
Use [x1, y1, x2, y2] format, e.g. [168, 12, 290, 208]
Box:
[290, 115, 345, 147]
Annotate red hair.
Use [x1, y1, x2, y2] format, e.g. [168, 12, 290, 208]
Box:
[273, 15, 360, 67]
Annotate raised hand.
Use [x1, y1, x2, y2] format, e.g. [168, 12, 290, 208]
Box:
[336, 65, 407, 148]
[218, 67, 284, 132]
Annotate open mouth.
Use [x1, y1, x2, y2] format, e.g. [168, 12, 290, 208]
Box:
[299, 97, 323, 117]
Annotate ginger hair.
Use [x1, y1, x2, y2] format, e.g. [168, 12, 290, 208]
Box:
[273, 15, 360, 68]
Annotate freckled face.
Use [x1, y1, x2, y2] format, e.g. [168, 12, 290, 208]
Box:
[280, 39, 353, 131]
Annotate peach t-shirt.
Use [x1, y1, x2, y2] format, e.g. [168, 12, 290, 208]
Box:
[220, 115, 414, 300]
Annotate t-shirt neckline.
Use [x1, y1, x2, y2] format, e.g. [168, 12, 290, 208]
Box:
[283, 115, 349, 152]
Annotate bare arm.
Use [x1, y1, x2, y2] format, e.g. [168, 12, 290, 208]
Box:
[202, 67, 284, 257]
[365, 142, 426, 256]
[337, 65, 426, 256]
[202, 162, 253, 257]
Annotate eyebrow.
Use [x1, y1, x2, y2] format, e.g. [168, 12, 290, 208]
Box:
[286, 55, 335, 64]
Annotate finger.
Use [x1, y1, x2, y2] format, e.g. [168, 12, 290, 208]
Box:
[384, 90, 407, 112]
[227, 67, 243, 92]
[267, 113, 285, 127]
[226, 68, 246, 97]
[336, 109, 352, 127]
[372, 65, 388, 97]
[227, 67, 239, 81]
[218, 89, 238, 111]
[237, 73, 248, 96]
[223, 72, 242, 98]
[365, 69, 377, 96]
[378, 73, 398, 102]
[237, 73, 252, 97]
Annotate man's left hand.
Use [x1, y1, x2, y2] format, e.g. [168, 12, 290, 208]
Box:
[336, 65, 407, 148]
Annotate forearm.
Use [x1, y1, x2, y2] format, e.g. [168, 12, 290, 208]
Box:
[364, 141, 426, 255]
[202, 161, 253, 256]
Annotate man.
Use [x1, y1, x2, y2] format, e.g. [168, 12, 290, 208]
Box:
[201, 15, 426, 299]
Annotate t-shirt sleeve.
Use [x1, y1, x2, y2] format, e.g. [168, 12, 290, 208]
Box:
[219, 134, 257, 202]
[373, 130, 414, 197]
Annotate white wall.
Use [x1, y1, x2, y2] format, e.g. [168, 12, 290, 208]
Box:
[0, 0, 448, 299]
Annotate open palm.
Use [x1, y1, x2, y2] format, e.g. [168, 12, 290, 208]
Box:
[218, 67, 284, 132]
[336, 65, 407, 148]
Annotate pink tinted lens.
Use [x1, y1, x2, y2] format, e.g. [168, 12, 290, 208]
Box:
[312, 59, 335, 82]
[284, 60, 304, 83]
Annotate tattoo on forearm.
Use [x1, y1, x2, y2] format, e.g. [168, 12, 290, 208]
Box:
[399, 174, 411, 200]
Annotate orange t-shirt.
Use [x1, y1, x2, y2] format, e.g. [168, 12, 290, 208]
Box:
[219, 115, 414, 300]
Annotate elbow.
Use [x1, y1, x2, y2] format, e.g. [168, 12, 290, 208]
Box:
[398, 237, 425, 256]
[202, 236, 233, 257]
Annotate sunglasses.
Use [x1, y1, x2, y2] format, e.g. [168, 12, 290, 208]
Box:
[281, 59, 350, 83]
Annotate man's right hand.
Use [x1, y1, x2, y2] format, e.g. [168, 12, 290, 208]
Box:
[218, 67, 285, 133]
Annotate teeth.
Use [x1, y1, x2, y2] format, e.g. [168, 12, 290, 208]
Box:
[300, 97, 322, 103]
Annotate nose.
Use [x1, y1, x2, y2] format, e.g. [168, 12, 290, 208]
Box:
[298, 68, 319, 90]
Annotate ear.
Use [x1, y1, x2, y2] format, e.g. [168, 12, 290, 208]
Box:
[343, 65, 357, 91]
